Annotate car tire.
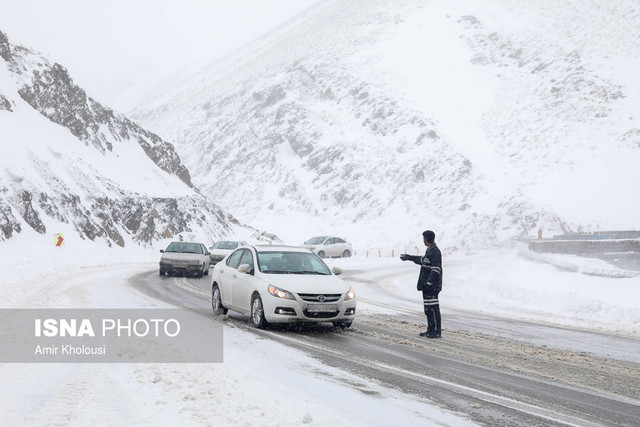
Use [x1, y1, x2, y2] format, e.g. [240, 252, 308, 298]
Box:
[342, 250, 351, 258]
[251, 294, 268, 329]
[317, 250, 325, 258]
[204, 265, 209, 276]
[159, 269, 165, 276]
[211, 285, 228, 315]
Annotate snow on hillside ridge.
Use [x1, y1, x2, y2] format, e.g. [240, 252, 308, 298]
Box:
[133, 0, 640, 250]
[0, 30, 275, 247]
[0, 31, 191, 187]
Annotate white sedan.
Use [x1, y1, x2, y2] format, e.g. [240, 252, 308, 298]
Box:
[210, 245, 356, 328]
[301, 236, 353, 258]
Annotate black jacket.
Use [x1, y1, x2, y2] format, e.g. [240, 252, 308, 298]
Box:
[406, 244, 442, 293]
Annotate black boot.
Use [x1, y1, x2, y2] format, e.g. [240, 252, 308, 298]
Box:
[433, 305, 441, 338]
[424, 306, 437, 338]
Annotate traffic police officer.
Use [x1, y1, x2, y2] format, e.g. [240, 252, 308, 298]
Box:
[400, 230, 442, 338]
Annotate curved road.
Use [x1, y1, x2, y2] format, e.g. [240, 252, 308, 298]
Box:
[130, 266, 640, 426]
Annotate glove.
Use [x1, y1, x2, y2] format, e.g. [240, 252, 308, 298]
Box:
[400, 254, 409, 261]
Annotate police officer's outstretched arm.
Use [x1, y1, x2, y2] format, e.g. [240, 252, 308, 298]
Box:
[400, 253, 420, 264]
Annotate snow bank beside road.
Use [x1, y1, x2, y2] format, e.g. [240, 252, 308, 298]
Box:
[446, 249, 640, 336]
[329, 248, 640, 337]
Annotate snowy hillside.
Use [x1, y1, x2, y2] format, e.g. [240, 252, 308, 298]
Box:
[133, 0, 640, 249]
[0, 30, 273, 247]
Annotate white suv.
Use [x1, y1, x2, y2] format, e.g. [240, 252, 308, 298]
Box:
[302, 236, 353, 258]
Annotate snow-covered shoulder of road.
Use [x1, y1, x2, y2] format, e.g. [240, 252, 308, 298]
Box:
[326, 247, 640, 338]
[0, 238, 473, 426]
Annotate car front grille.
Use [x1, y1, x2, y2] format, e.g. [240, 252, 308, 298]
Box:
[302, 310, 340, 319]
[297, 293, 342, 303]
[166, 259, 195, 265]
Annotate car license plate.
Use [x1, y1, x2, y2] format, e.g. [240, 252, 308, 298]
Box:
[306, 304, 337, 313]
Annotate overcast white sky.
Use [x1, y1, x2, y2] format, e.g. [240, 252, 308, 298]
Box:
[0, 0, 319, 112]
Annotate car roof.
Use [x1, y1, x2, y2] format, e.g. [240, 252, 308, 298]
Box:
[252, 245, 313, 253]
[168, 241, 204, 245]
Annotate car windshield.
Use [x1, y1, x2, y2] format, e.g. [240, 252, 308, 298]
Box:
[304, 236, 328, 245]
[212, 241, 239, 250]
[165, 242, 203, 254]
[257, 251, 331, 275]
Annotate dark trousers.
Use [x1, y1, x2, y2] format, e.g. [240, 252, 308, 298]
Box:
[422, 291, 441, 335]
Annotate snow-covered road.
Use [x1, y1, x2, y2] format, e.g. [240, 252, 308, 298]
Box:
[2, 243, 640, 425]
[131, 259, 640, 426]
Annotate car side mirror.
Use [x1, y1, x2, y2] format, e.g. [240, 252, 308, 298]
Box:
[160, 250, 164, 253]
[205, 251, 211, 256]
[332, 266, 343, 275]
[238, 264, 253, 275]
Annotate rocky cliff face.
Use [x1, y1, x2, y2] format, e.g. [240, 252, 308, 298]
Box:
[0, 30, 272, 246]
[0, 184, 262, 247]
[1, 30, 191, 187]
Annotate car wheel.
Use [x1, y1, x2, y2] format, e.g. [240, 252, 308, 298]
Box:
[251, 294, 268, 329]
[204, 265, 209, 276]
[317, 250, 325, 258]
[211, 285, 228, 315]
[159, 269, 165, 276]
[342, 249, 351, 258]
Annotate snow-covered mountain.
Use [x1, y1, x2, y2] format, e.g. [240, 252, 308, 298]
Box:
[0, 30, 273, 247]
[133, 0, 640, 250]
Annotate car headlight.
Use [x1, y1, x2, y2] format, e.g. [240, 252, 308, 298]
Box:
[344, 287, 356, 301]
[268, 285, 295, 300]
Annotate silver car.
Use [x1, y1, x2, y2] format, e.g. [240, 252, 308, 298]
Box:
[211, 245, 356, 329]
[302, 236, 353, 258]
[159, 242, 210, 278]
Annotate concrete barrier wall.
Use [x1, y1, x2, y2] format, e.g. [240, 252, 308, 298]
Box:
[549, 231, 640, 240]
[529, 239, 640, 255]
